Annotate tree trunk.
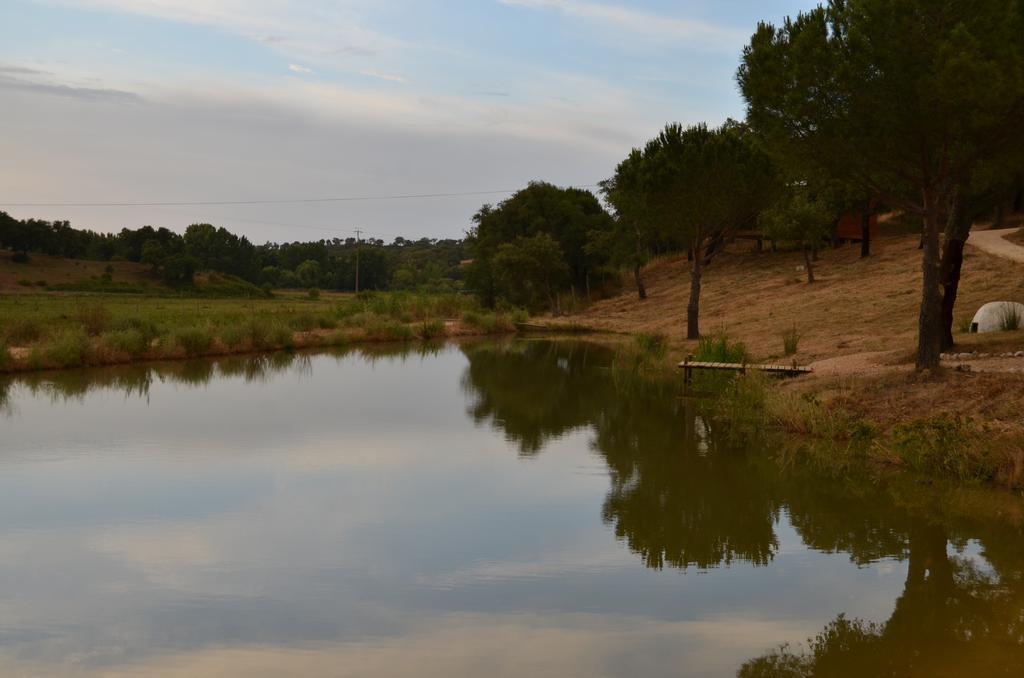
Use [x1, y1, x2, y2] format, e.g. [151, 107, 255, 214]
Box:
[803, 244, 815, 284]
[633, 231, 647, 300]
[939, 197, 972, 351]
[917, 193, 944, 371]
[860, 209, 871, 258]
[634, 262, 647, 300]
[939, 238, 965, 351]
[687, 244, 702, 340]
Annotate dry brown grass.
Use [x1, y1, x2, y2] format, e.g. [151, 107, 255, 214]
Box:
[575, 234, 1024, 364]
[0, 250, 154, 291]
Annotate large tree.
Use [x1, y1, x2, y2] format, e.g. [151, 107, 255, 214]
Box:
[739, 0, 1024, 369]
[596, 150, 657, 300]
[638, 122, 776, 339]
[465, 182, 614, 307]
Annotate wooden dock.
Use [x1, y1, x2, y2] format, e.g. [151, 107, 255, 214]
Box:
[679, 357, 812, 383]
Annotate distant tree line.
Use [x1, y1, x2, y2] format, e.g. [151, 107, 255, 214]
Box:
[0, 211, 466, 293]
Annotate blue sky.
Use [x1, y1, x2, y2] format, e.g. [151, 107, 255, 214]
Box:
[0, 0, 809, 241]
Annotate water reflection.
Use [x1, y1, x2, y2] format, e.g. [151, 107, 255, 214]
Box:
[0, 340, 1023, 676]
[460, 340, 1024, 673]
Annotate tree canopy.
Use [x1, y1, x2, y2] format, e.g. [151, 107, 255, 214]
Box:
[739, 0, 1024, 368]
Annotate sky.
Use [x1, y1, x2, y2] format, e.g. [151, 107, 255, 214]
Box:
[0, 0, 808, 243]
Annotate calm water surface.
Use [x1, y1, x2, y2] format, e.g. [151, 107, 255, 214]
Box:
[1, 341, 1023, 677]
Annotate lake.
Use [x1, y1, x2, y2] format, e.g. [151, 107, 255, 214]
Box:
[1, 340, 1023, 677]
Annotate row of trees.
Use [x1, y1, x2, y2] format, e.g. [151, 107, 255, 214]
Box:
[0, 212, 466, 293]
[738, 0, 1024, 369]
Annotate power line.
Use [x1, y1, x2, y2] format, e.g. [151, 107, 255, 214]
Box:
[0, 185, 601, 209]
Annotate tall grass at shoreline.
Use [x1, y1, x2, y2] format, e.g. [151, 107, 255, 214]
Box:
[0, 292, 523, 373]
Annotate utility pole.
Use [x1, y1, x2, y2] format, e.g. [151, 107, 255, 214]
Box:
[354, 228, 362, 293]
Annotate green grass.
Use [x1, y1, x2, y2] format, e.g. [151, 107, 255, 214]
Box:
[0, 292, 515, 372]
[172, 326, 214, 356]
[45, 327, 92, 368]
[695, 331, 750, 363]
[782, 326, 801, 356]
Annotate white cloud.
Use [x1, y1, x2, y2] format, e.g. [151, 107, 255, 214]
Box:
[287, 63, 312, 74]
[359, 69, 406, 84]
[498, 0, 745, 48]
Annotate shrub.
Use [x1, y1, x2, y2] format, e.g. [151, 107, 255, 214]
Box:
[102, 328, 151, 357]
[417, 319, 446, 340]
[11, 252, 29, 263]
[316, 315, 337, 330]
[173, 326, 213, 356]
[363, 317, 414, 342]
[695, 332, 749, 363]
[45, 327, 91, 368]
[77, 305, 111, 336]
[289, 313, 319, 332]
[4, 319, 44, 345]
[782, 326, 801, 356]
[999, 304, 1021, 332]
[18, 279, 32, 287]
[0, 337, 9, 369]
[890, 417, 994, 482]
[35, 280, 47, 287]
[218, 323, 248, 348]
[307, 288, 320, 300]
[112, 317, 160, 342]
[634, 331, 669, 360]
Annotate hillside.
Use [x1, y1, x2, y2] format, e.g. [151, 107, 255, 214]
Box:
[0, 250, 155, 292]
[576, 233, 1024, 364]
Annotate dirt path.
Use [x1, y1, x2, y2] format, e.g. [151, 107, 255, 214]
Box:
[968, 228, 1024, 264]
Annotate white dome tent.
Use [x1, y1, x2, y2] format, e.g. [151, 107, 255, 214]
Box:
[970, 301, 1024, 333]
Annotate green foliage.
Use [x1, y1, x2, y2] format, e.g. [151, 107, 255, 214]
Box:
[782, 326, 801, 356]
[416, 319, 446, 341]
[763, 190, 832, 250]
[465, 182, 614, 307]
[634, 331, 668, 360]
[76, 304, 111, 336]
[45, 327, 91, 368]
[891, 417, 995, 483]
[102, 328, 152, 357]
[695, 332, 749, 363]
[491, 232, 570, 312]
[4, 319, 44, 345]
[307, 287, 320, 300]
[0, 337, 9, 369]
[172, 326, 214, 356]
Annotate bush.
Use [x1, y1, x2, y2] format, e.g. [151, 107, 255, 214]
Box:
[363, 317, 414, 342]
[289, 313, 319, 332]
[112, 317, 160, 342]
[695, 332, 749, 363]
[173, 326, 213, 356]
[890, 417, 994, 482]
[0, 337, 9, 369]
[782, 326, 801, 356]
[417, 319, 446, 340]
[634, 331, 669, 360]
[18, 279, 32, 287]
[45, 327, 91, 367]
[102, 328, 151, 357]
[218, 323, 248, 348]
[77, 305, 112, 336]
[307, 288, 320, 300]
[4, 319, 44, 345]
[11, 252, 29, 263]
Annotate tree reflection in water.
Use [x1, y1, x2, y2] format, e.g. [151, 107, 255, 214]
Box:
[459, 340, 1024, 676]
